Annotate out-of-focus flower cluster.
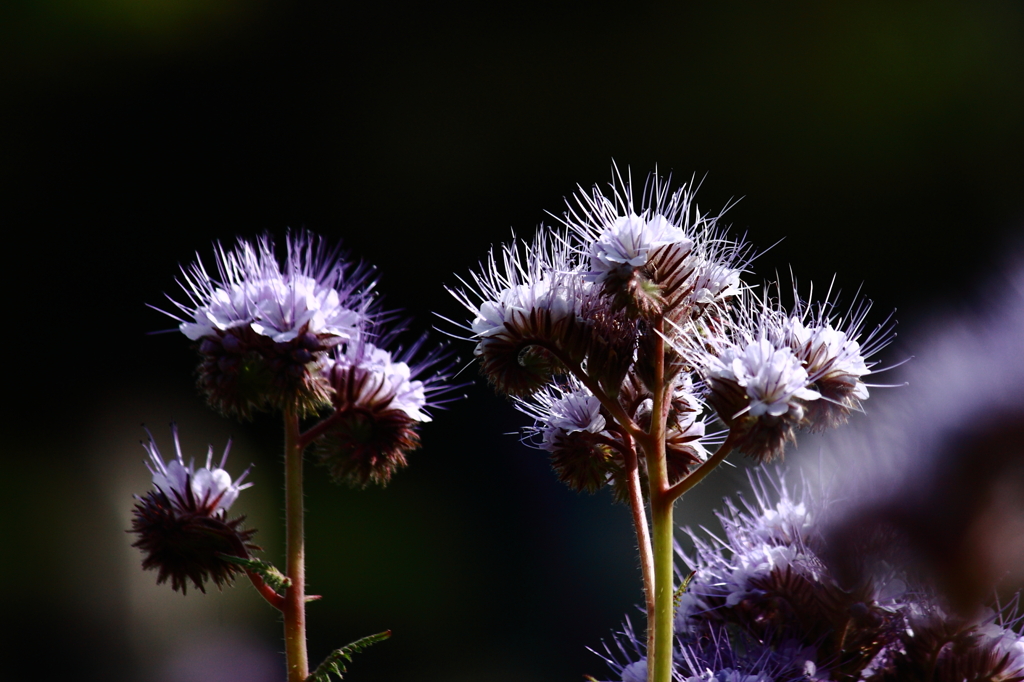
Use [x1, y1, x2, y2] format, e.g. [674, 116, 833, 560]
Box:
[598, 468, 1024, 682]
[158, 230, 462, 487]
[450, 168, 892, 491]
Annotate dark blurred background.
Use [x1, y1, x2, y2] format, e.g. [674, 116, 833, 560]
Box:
[1, 2, 1022, 681]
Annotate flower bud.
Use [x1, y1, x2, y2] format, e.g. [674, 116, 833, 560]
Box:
[129, 427, 257, 594]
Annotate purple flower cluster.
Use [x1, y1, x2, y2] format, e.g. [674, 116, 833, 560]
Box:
[130, 426, 257, 594]
[599, 467, 1024, 682]
[451, 168, 891, 489]
[133, 230, 464, 596]
[156, 230, 462, 487]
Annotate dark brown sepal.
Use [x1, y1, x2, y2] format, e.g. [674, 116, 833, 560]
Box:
[195, 328, 334, 420]
[475, 306, 591, 398]
[314, 407, 421, 488]
[129, 489, 259, 594]
[547, 432, 614, 494]
[707, 377, 803, 463]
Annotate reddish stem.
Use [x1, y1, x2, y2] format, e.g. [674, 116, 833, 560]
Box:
[245, 570, 286, 611]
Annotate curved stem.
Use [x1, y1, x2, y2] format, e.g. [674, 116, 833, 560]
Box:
[546, 344, 658, 651]
[622, 437, 655, 642]
[297, 406, 346, 450]
[665, 431, 737, 503]
[245, 571, 286, 611]
[283, 405, 309, 682]
[225, 532, 287, 612]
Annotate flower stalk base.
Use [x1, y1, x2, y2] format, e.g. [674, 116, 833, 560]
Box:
[284, 406, 310, 682]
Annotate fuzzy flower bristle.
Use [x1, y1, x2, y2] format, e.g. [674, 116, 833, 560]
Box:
[675, 282, 892, 462]
[780, 286, 894, 431]
[129, 425, 257, 594]
[448, 231, 593, 396]
[156, 230, 378, 418]
[563, 167, 748, 319]
[705, 337, 821, 462]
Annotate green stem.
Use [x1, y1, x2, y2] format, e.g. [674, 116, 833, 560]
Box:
[645, 316, 674, 682]
[649, 492, 675, 682]
[283, 406, 309, 682]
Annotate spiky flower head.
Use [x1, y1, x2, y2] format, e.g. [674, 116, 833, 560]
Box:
[704, 337, 821, 462]
[314, 325, 462, 488]
[779, 290, 892, 431]
[868, 604, 1024, 682]
[129, 425, 257, 594]
[679, 283, 892, 462]
[158, 230, 378, 418]
[566, 168, 747, 320]
[516, 381, 616, 493]
[449, 231, 594, 397]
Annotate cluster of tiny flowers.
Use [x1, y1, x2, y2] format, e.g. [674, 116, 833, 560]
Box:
[160, 230, 379, 417]
[682, 285, 892, 462]
[451, 168, 890, 489]
[156, 230, 461, 487]
[515, 379, 616, 493]
[129, 426, 256, 594]
[598, 467, 1024, 682]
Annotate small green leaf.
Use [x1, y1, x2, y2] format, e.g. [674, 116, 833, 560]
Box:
[306, 630, 391, 682]
[218, 554, 291, 593]
[673, 569, 697, 609]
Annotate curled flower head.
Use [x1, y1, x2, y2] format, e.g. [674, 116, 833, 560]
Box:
[680, 283, 892, 461]
[587, 212, 691, 283]
[780, 291, 893, 431]
[868, 604, 1024, 682]
[538, 387, 608, 448]
[449, 231, 592, 397]
[129, 425, 257, 594]
[599, 465, 1024, 682]
[704, 337, 820, 462]
[157, 230, 378, 418]
[516, 381, 615, 493]
[314, 325, 463, 488]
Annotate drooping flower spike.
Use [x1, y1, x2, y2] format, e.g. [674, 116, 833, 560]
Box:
[157, 230, 380, 418]
[130, 425, 257, 594]
[314, 321, 466, 488]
